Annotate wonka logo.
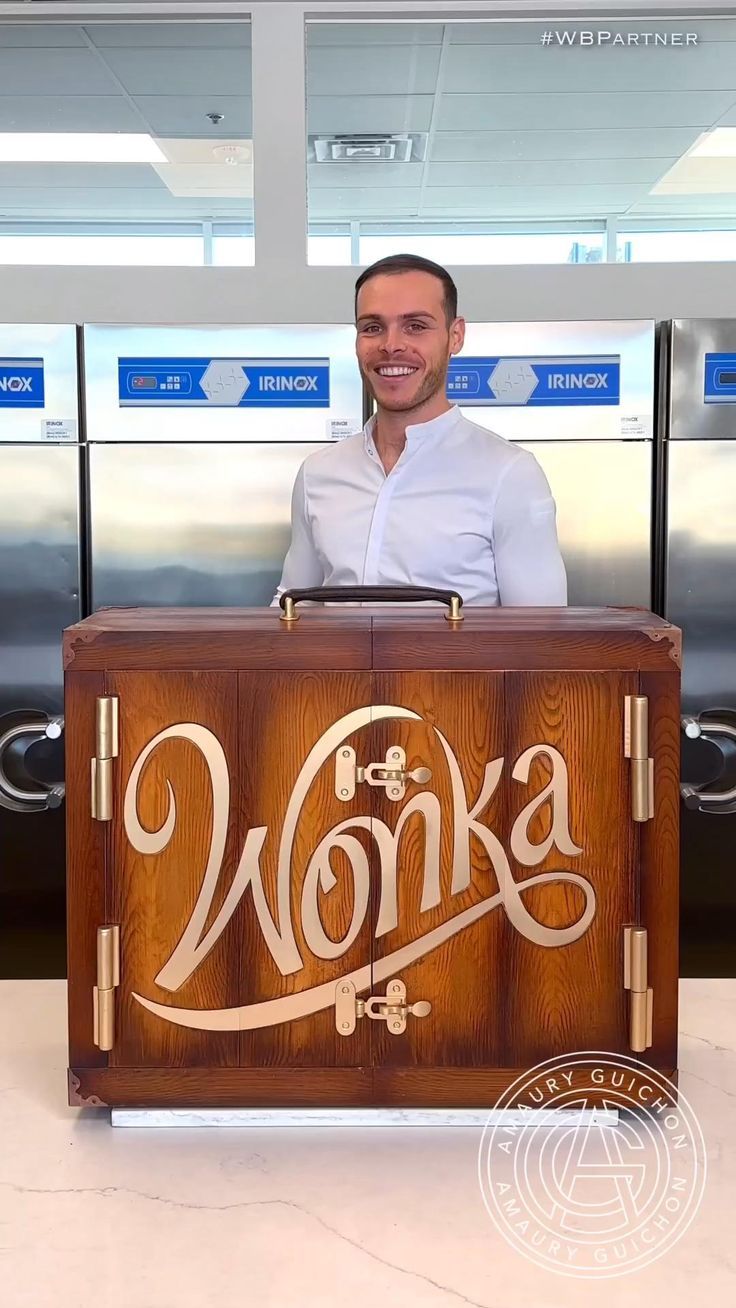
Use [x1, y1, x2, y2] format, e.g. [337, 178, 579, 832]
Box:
[124, 705, 597, 1032]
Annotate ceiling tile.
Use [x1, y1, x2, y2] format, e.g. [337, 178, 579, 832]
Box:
[309, 162, 424, 188]
[101, 48, 251, 97]
[0, 95, 142, 133]
[0, 49, 117, 95]
[436, 91, 736, 131]
[442, 43, 736, 95]
[427, 158, 675, 187]
[307, 23, 441, 46]
[421, 184, 646, 214]
[430, 127, 703, 162]
[84, 23, 251, 48]
[308, 95, 433, 135]
[0, 164, 163, 189]
[307, 45, 440, 96]
[136, 96, 251, 138]
[0, 25, 85, 46]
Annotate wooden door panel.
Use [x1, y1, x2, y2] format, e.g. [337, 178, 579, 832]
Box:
[370, 672, 507, 1067]
[238, 671, 374, 1068]
[109, 671, 241, 1067]
[503, 671, 638, 1062]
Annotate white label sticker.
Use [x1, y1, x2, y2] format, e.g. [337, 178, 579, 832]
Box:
[327, 417, 362, 441]
[620, 414, 652, 439]
[42, 418, 77, 442]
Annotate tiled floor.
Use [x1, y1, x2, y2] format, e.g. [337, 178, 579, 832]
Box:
[0, 979, 733, 1307]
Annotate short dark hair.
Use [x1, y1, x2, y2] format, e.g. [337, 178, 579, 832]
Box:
[354, 253, 458, 326]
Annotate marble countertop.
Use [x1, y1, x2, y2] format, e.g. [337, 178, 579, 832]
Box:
[0, 979, 733, 1307]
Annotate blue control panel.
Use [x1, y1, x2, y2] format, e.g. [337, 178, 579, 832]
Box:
[446, 355, 620, 406]
[0, 358, 45, 408]
[118, 357, 331, 407]
[704, 353, 736, 403]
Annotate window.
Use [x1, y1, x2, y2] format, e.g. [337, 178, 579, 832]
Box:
[306, 17, 736, 266]
[0, 21, 252, 265]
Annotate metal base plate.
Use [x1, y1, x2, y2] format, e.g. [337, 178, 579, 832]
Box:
[111, 1107, 620, 1129]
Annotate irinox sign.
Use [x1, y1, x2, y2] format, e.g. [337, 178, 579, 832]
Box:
[447, 356, 620, 407]
[0, 358, 45, 408]
[118, 357, 331, 408]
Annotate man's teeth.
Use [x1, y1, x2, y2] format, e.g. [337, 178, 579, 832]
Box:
[377, 366, 417, 376]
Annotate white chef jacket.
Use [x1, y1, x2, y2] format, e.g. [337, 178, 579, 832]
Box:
[272, 405, 567, 606]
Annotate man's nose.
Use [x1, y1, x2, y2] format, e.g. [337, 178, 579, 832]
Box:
[380, 327, 406, 354]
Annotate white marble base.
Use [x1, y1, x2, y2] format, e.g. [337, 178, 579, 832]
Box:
[111, 1107, 619, 1129]
[1, 979, 734, 1307]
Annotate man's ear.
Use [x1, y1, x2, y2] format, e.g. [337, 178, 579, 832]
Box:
[449, 316, 466, 355]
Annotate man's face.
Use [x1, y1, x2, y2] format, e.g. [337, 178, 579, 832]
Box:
[355, 270, 465, 414]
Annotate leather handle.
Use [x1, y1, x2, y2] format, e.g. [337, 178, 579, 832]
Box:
[278, 585, 464, 622]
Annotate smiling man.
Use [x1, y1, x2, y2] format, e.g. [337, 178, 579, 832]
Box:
[272, 253, 567, 606]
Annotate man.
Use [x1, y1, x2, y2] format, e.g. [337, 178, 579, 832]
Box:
[272, 254, 567, 606]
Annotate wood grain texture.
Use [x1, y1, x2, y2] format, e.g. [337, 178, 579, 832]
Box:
[503, 671, 638, 1062]
[639, 670, 681, 1067]
[370, 672, 508, 1067]
[63, 608, 372, 671]
[372, 1066, 678, 1106]
[69, 1066, 373, 1108]
[65, 607, 681, 1106]
[373, 629, 680, 672]
[62, 607, 680, 673]
[65, 670, 107, 1067]
[238, 671, 374, 1068]
[67, 1064, 676, 1109]
[108, 671, 241, 1068]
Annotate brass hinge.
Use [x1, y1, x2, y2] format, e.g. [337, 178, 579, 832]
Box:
[624, 926, 653, 1052]
[335, 745, 432, 804]
[624, 695, 654, 822]
[335, 977, 432, 1036]
[93, 924, 120, 1052]
[90, 696, 119, 822]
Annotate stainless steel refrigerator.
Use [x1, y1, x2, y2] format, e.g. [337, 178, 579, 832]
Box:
[666, 320, 736, 975]
[451, 319, 656, 607]
[0, 324, 81, 977]
[82, 324, 364, 609]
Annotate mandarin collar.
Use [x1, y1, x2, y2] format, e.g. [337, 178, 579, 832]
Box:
[363, 405, 461, 459]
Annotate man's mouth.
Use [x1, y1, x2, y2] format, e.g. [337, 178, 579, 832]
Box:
[375, 365, 419, 378]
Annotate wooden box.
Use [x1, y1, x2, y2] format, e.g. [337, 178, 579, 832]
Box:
[64, 605, 681, 1108]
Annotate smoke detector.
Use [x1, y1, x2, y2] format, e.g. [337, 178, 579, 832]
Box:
[311, 134, 427, 164]
[212, 143, 251, 166]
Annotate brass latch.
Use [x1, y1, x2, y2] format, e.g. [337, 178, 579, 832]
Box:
[624, 695, 654, 822]
[93, 924, 120, 1052]
[91, 696, 119, 822]
[335, 745, 431, 803]
[624, 926, 653, 1053]
[335, 978, 432, 1036]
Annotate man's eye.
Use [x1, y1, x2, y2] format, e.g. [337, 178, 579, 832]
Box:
[407, 321, 427, 331]
[360, 324, 380, 334]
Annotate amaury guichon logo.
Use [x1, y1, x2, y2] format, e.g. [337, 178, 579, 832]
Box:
[478, 1052, 707, 1278]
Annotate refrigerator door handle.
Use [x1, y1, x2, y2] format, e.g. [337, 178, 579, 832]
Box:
[0, 716, 65, 813]
[681, 711, 736, 814]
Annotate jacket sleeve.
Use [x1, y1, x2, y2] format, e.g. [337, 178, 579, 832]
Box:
[270, 461, 325, 606]
[491, 451, 568, 606]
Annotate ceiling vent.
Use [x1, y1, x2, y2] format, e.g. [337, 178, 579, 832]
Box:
[311, 134, 427, 164]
